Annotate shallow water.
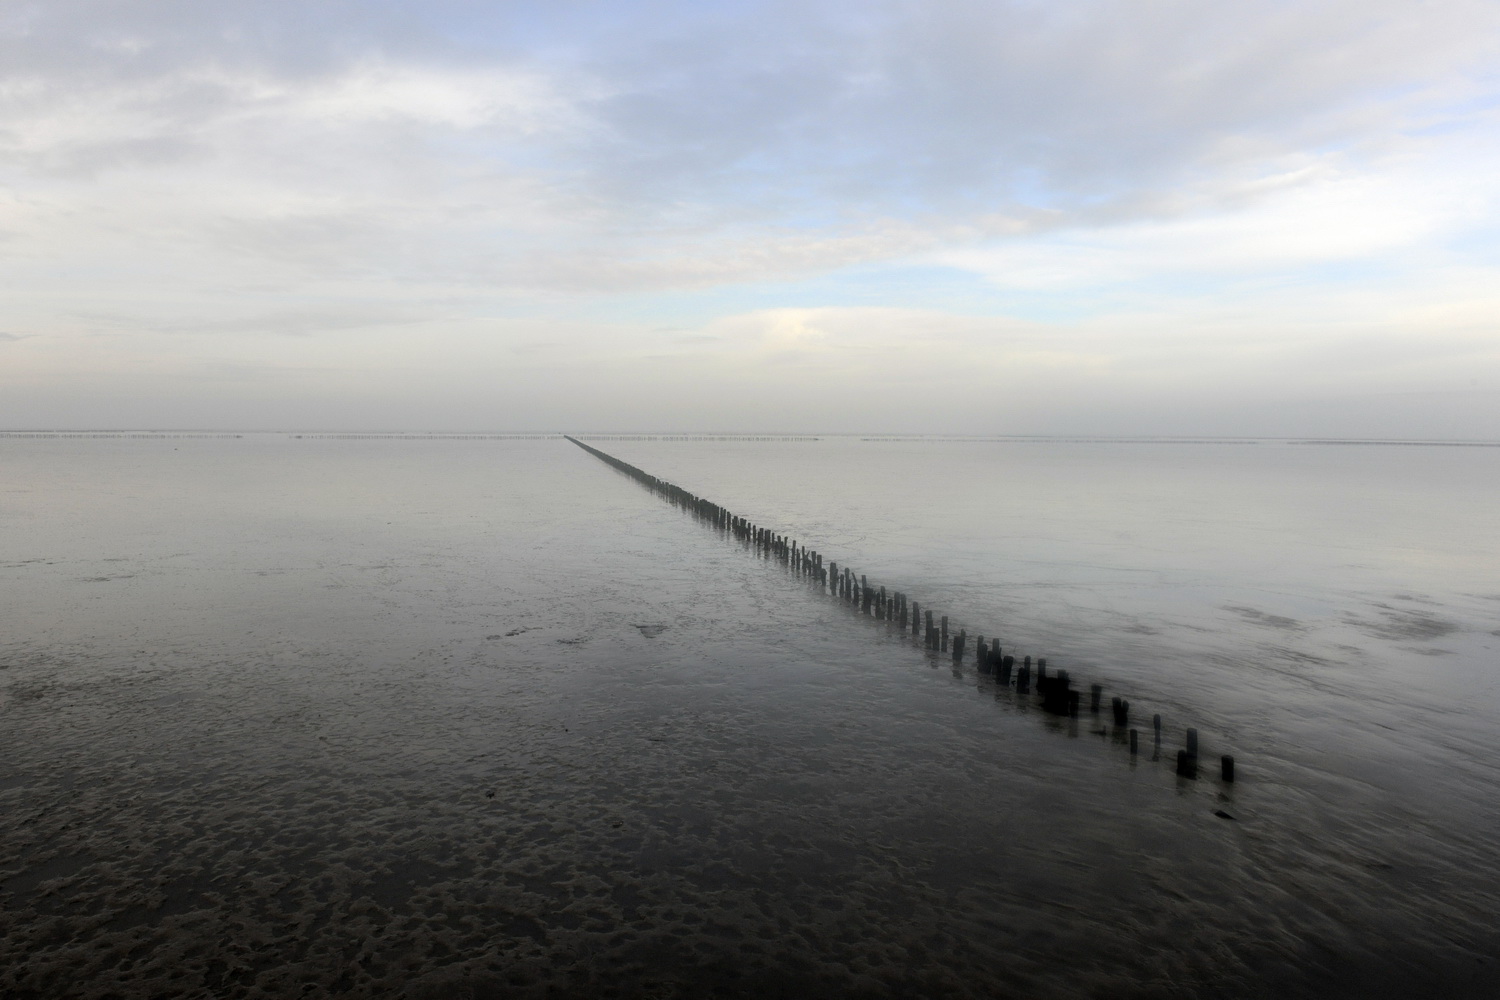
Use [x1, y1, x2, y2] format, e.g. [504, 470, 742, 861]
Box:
[1, 434, 1497, 999]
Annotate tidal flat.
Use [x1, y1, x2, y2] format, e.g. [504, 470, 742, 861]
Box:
[3, 435, 1498, 998]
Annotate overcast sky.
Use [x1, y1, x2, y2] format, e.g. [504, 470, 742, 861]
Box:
[3, 0, 1499, 434]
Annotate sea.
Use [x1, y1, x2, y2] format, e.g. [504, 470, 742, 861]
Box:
[2, 432, 1497, 999]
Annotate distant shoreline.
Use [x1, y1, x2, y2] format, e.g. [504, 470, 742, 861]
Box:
[4, 430, 1500, 447]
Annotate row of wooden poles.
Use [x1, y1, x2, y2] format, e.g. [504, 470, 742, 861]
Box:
[566, 436, 1233, 783]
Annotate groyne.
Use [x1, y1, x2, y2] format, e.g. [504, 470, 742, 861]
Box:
[566, 435, 1235, 783]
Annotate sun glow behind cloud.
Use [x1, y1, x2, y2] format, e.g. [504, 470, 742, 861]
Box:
[1, 0, 1498, 433]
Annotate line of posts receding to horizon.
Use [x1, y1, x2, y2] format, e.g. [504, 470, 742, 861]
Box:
[565, 435, 1235, 786]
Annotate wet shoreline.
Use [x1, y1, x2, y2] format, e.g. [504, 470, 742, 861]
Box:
[3, 436, 1498, 998]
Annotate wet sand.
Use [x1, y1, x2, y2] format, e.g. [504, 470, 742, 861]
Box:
[3, 435, 1498, 998]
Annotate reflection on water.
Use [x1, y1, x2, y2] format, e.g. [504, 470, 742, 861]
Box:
[1, 435, 1497, 998]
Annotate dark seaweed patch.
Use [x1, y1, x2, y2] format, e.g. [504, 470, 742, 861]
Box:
[1346, 603, 1461, 642]
[1224, 606, 1301, 630]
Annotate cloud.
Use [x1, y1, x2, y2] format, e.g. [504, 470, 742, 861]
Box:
[70, 305, 442, 339]
[935, 132, 1500, 295]
[1, 2, 1498, 432]
[7, 2, 1496, 223]
[560, 0, 1500, 218]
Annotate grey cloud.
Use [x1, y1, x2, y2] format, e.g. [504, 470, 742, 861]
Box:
[1, 1, 1496, 299]
[510, 341, 565, 356]
[188, 361, 338, 382]
[560, 0, 1500, 222]
[203, 213, 399, 274]
[69, 307, 438, 338]
[12, 134, 207, 179]
[181, 309, 436, 338]
[9, 2, 1496, 218]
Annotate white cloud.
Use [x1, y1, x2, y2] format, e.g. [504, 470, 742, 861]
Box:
[1, 1, 1498, 433]
[935, 116, 1500, 294]
[290, 62, 569, 130]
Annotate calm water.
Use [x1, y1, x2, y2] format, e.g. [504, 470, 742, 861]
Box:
[1, 434, 1497, 999]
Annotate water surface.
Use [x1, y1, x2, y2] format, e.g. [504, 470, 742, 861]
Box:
[1, 434, 1497, 998]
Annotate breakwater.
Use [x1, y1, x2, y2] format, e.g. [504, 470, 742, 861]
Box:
[566, 435, 1235, 783]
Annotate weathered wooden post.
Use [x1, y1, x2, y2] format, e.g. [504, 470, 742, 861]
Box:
[1041, 667, 1071, 714]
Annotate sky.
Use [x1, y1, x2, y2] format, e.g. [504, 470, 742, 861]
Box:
[3, 0, 1499, 435]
